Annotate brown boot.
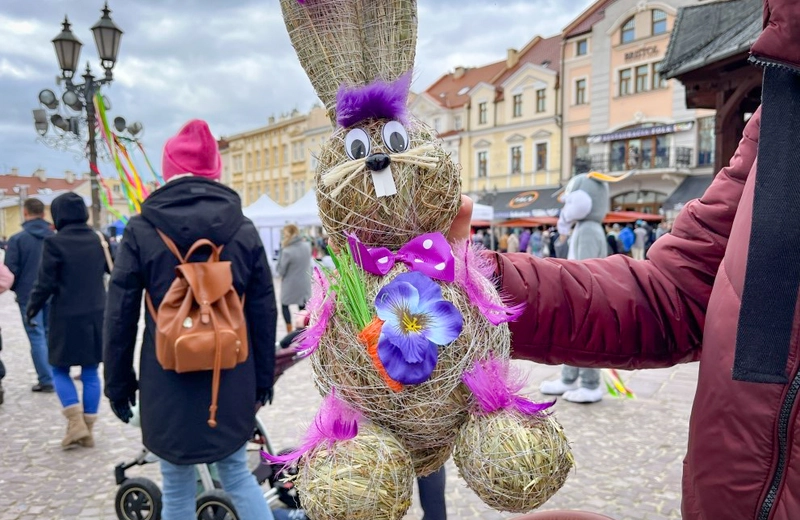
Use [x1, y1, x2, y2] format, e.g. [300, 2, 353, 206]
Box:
[79, 414, 97, 448]
[61, 404, 90, 450]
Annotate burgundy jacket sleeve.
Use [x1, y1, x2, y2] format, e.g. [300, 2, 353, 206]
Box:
[496, 107, 761, 369]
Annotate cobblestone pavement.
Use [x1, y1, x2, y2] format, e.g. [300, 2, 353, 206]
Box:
[0, 286, 697, 520]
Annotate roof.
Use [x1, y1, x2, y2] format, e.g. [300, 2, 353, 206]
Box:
[564, 0, 616, 38]
[0, 172, 86, 196]
[424, 34, 561, 109]
[660, 0, 761, 79]
[424, 61, 506, 109]
[493, 35, 561, 87]
[662, 174, 715, 209]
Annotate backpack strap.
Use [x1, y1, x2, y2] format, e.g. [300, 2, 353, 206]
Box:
[155, 229, 184, 262]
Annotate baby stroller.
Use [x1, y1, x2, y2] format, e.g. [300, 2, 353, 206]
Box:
[114, 334, 305, 520]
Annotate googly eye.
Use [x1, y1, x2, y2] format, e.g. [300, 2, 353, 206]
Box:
[381, 121, 409, 153]
[344, 128, 371, 160]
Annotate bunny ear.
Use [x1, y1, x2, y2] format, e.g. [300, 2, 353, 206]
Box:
[280, 0, 369, 121]
[359, 0, 418, 87]
[281, 0, 418, 125]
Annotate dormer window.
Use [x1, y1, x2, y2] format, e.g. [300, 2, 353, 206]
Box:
[621, 17, 635, 44]
[652, 10, 667, 35]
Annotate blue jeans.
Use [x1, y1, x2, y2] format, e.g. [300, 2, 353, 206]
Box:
[418, 466, 447, 520]
[19, 303, 52, 386]
[52, 365, 101, 413]
[160, 443, 274, 520]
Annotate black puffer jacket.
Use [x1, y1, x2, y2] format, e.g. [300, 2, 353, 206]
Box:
[27, 193, 107, 367]
[4, 218, 54, 306]
[103, 177, 277, 465]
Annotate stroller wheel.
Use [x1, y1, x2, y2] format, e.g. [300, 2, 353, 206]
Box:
[196, 489, 238, 520]
[115, 477, 162, 520]
[274, 448, 302, 509]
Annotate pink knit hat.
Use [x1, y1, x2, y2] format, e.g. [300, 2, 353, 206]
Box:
[161, 119, 222, 181]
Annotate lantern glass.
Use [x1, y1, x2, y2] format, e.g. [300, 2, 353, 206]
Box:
[52, 17, 82, 78]
[91, 3, 123, 71]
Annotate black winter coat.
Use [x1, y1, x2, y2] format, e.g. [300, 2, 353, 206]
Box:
[103, 177, 277, 465]
[27, 193, 107, 367]
[5, 218, 54, 306]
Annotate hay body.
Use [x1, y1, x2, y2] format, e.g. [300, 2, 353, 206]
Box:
[316, 117, 461, 251]
[312, 263, 509, 469]
[297, 424, 414, 520]
[453, 412, 573, 513]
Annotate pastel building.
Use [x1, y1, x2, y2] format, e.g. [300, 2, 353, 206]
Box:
[561, 0, 716, 215]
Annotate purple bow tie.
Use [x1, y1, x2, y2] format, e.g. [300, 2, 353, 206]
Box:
[347, 233, 455, 283]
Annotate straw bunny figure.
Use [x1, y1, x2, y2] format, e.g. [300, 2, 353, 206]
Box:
[264, 2, 573, 518]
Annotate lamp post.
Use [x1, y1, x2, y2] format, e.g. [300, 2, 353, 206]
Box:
[32, 3, 123, 230]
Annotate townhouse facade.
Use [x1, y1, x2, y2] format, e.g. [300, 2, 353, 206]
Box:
[410, 35, 563, 217]
[561, 0, 716, 215]
[219, 106, 332, 206]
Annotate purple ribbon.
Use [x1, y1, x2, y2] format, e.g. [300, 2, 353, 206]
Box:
[347, 233, 455, 283]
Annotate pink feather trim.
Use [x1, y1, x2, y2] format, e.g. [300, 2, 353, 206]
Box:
[294, 267, 335, 357]
[261, 390, 360, 465]
[463, 356, 554, 416]
[452, 240, 525, 325]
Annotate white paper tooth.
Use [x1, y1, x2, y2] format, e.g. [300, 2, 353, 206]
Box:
[371, 165, 397, 197]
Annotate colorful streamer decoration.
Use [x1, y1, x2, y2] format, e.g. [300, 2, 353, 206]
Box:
[91, 93, 162, 219]
[603, 369, 635, 398]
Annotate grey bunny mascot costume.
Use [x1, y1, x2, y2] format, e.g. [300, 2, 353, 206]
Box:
[540, 171, 630, 403]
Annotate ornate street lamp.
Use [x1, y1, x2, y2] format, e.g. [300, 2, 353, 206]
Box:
[32, 3, 126, 229]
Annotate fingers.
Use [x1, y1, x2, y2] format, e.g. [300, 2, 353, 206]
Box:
[447, 195, 473, 243]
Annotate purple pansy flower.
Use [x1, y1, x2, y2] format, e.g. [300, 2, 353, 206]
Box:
[375, 272, 463, 385]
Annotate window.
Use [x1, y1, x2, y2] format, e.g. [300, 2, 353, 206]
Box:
[112, 184, 121, 194]
[575, 79, 587, 105]
[652, 62, 668, 89]
[635, 65, 649, 93]
[310, 153, 319, 171]
[536, 143, 548, 172]
[698, 116, 716, 167]
[282, 144, 288, 164]
[611, 190, 667, 214]
[610, 133, 669, 171]
[454, 115, 463, 130]
[233, 155, 243, 172]
[619, 68, 632, 96]
[652, 9, 667, 35]
[510, 146, 522, 174]
[576, 39, 588, 56]
[247, 153, 252, 170]
[283, 182, 289, 202]
[536, 89, 546, 113]
[264, 149, 270, 168]
[433, 117, 442, 133]
[478, 102, 487, 124]
[477, 151, 488, 178]
[513, 94, 523, 118]
[621, 17, 635, 44]
[571, 136, 591, 175]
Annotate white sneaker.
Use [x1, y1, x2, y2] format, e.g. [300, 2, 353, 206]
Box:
[539, 379, 579, 396]
[562, 387, 603, 403]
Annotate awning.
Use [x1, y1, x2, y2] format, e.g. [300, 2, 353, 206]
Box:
[484, 187, 562, 219]
[587, 121, 695, 144]
[662, 174, 714, 210]
[499, 212, 661, 228]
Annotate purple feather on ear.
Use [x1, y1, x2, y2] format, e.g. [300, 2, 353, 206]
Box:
[336, 72, 412, 128]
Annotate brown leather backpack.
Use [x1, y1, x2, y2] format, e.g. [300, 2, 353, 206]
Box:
[145, 229, 248, 428]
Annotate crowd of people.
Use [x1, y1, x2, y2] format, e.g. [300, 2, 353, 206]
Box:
[471, 219, 671, 260]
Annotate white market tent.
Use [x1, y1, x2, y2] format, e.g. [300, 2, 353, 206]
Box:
[243, 191, 323, 270]
[471, 202, 494, 222]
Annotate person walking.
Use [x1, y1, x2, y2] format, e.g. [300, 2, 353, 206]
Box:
[4, 198, 54, 392]
[631, 221, 648, 260]
[26, 193, 109, 449]
[506, 230, 520, 253]
[445, 7, 800, 513]
[276, 224, 311, 334]
[0, 261, 14, 405]
[104, 120, 277, 520]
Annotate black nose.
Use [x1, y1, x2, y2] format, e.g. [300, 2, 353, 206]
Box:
[365, 153, 391, 172]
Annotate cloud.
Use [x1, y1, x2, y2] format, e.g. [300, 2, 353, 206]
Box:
[0, 0, 593, 180]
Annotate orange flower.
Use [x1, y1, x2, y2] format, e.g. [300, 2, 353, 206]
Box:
[358, 317, 403, 392]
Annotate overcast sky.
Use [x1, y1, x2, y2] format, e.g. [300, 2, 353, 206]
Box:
[1, 0, 593, 181]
